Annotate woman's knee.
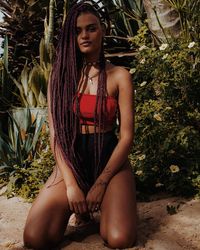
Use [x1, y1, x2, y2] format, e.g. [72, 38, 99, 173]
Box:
[23, 226, 44, 249]
[23, 225, 62, 249]
[100, 224, 107, 242]
[106, 229, 136, 249]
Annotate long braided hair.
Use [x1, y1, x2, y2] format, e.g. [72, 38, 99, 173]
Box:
[49, 0, 110, 193]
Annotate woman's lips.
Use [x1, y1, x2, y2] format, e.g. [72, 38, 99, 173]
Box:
[80, 41, 92, 46]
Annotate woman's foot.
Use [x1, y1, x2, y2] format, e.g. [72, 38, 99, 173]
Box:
[69, 213, 95, 227]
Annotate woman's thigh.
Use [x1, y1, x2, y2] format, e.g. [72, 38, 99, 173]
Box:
[23, 166, 72, 249]
[100, 162, 137, 249]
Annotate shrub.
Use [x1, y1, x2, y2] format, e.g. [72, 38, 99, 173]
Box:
[129, 25, 200, 197]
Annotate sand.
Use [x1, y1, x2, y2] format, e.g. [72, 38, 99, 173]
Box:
[0, 187, 200, 250]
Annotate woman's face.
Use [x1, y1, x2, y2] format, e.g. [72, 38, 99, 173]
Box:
[76, 12, 104, 56]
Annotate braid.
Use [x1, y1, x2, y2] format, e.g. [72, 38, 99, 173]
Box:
[94, 42, 107, 178]
[49, 0, 110, 192]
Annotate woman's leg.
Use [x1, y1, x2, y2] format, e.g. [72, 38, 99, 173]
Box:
[100, 162, 137, 249]
[23, 166, 72, 249]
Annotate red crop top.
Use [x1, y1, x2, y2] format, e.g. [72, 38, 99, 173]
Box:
[73, 93, 118, 126]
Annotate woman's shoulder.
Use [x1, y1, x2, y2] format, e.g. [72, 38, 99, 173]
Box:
[106, 62, 131, 80]
[106, 61, 132, 85]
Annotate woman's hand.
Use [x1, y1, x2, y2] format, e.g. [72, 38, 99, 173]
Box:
[86, 180, 107, 212]
[66, 185, 88, 214]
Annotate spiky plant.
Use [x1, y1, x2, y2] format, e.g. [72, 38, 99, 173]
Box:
[99, 0, 145, 65]
[5, 0, 55, 108]
[0, 0, 64, 78]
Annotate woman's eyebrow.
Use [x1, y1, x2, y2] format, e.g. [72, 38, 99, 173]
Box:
[76, 23, 98, 29]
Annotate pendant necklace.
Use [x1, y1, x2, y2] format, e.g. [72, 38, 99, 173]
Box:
[85, 71, 99, 85]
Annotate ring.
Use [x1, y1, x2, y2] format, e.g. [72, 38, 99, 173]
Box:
[94, 204, 99, 211]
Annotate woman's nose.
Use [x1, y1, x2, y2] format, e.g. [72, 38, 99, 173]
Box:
[81, 30, 89, 39]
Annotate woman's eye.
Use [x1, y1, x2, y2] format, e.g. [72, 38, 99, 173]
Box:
[76, 29, 81, 35]
[88, 26, 96, 32]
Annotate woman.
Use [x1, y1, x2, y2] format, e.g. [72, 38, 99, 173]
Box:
[23, 0, 137, 249]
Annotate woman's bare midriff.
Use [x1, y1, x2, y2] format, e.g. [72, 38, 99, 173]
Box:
[80, 124, 115, 134]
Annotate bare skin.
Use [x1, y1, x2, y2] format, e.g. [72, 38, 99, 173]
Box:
[23, 12, 137, 249]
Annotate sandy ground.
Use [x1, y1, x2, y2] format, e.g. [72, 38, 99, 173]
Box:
[0, 187, 200, 250]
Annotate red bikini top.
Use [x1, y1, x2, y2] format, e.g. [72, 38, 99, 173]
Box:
[73, 93, 118, 126]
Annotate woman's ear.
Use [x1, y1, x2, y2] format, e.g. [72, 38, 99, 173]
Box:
[101, 22, 107, 36]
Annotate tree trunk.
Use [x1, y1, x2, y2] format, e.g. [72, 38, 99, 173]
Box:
[143, 0, 181, 42]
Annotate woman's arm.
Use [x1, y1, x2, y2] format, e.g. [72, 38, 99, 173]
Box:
[47, 79, 87, 214]
[86, 67, 134, 211]
[96, 67, 134, 184]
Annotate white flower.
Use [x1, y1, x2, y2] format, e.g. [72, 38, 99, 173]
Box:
[155, 183, 164, 188]
[153, 113, 162, 121]
[170, 165, 180, 173]
[188, 41, 195, 48]
[140, 58, 146, 64]
[44, 145, 49, 153]
[138, 154, 146, 161]
[140, 81, 147, 87]
[152, 166, 159, 172]
[129, 68, 136, 74]
[162, 53, 169, 59]
[159, 43, 168, 51]
[139, 45, 148, 51]
[136, 170, 143, 176]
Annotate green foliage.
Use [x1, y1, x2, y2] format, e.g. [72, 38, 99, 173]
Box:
[130, 25, 200, 197]
[0, 35, 13, 111]
[166, 203, 180, 215]
[105, 0, 144, 36]
[166, 0, 200, 42]
[0, 0, 63, 79]
[0, 0, 56, 108]
[6, 131, 55, 201]
[0, 109, 45, 177]
[10, 52, 51, 107]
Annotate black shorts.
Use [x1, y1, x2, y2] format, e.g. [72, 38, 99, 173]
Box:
[76, 130, 118, 188]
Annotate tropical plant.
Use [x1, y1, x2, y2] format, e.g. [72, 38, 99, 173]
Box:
[5, 131, 55, 200]
[0, 35, 12, 108]
[143, 0, 181, 42]
[143, 0, 200, 43]
[0, 0, 55, 107]
[102, 0, 144, 37]
[9, 35, 54, 107]
[9, 59, 46, 107]
[102, 0, 145, 62]
[0, 108, 45, 178]
[0, 34, 16, 132]
[0, 0, 64, 78]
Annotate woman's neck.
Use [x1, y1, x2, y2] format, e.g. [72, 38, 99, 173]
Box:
[84, 54, 100, 65]
[83, 60, 100, 67]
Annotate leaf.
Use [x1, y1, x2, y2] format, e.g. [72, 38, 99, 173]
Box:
[38, 90, 47, 107]
[27, 90, 37, 107]
[32, 116, 46, 150]
[20, 60, 30, 96]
